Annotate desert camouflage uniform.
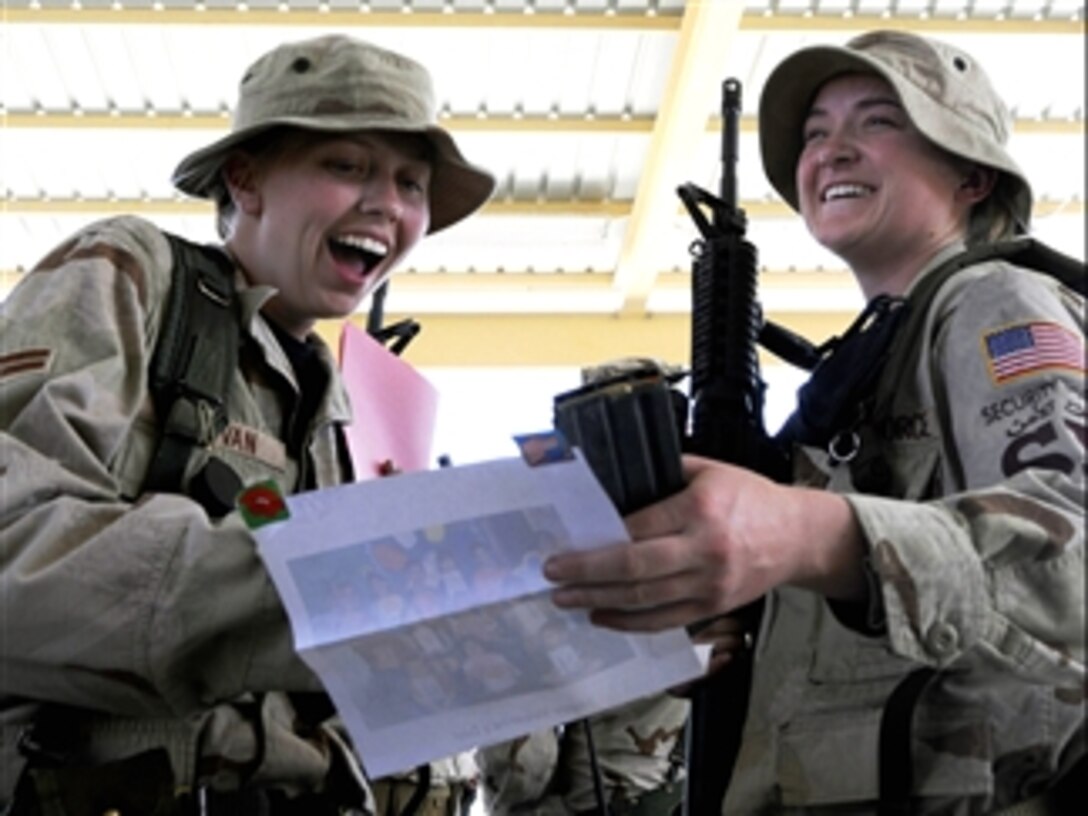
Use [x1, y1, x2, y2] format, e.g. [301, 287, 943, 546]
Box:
[726, 243, 1085, 814]
[476, 693, 687, 815]
[0, 216, 375, 806]
[372, 754, 479, 816]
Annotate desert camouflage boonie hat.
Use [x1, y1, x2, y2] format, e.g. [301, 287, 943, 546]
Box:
[172, 35, 495, 233]
[758, 30, 1032, 232]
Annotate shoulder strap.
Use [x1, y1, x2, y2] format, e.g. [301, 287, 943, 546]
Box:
[142, 233, 240, 505]
[869, 238, 1087, 435]
[908, 237, 1083, 314]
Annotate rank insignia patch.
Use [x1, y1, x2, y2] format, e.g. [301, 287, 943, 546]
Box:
[0, 348, 53, 381]
[982, 321, 1084, 385]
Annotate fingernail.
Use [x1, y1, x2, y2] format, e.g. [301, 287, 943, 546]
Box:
[551, 588, 573, 607]
[543, 557, 561, 581]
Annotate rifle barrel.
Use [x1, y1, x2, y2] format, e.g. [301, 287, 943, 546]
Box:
[718, 78, 742, 217]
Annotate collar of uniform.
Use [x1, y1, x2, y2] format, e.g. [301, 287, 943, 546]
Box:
[219, 250, 353, 426]
[311, 337, 353, 425]
[902, 240, 969, 299]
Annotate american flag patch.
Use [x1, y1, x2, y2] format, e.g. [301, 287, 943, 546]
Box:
[982, 321, 1084, 384]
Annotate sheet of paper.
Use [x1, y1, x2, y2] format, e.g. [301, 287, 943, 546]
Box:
[339, 322, 439, 479]
[255, 453, 702, 778]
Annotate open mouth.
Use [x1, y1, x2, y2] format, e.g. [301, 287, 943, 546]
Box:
[821, 183, 874, 203]
[328, 234, 390, 278]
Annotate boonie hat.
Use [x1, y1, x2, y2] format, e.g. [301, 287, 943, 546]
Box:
[758, 30, 1032, 231]
[173, 35, 495, 233]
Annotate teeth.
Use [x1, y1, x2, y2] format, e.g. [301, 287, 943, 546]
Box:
[332, 234, 389, 257]
[823, 183, 871, 202]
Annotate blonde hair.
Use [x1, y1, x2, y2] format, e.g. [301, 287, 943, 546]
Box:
[967, 174, 1025, 246]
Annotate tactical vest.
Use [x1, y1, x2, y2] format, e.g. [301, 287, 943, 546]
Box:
[142, 233, 243, 517]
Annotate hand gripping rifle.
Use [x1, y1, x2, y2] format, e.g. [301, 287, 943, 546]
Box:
[553, 79, 817, 814]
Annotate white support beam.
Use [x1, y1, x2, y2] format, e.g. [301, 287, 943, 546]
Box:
[315, 310, 856, 368]
[4, 7, 1081, 33]
[2, 111, 1081, 135]
[612, 0, 745, 315]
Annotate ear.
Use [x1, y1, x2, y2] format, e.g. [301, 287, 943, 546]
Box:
[956, 164, 998, 205]
[222, 153, 263, 216]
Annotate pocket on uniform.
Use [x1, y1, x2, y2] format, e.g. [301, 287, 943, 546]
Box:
[808, 605, 915, 684]
[777, 706, 992, 807]
[778, 708, 882, 806]
[855, 435, 942, 501]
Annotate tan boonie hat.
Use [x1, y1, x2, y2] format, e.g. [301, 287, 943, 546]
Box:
[173, 35, 495, 233]
[758, 30, 1032, 232]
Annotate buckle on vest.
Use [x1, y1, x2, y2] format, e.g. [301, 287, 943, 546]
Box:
[828, 429, 861, 465]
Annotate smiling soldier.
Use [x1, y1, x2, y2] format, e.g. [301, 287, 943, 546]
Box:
[0, 34, 493, 814]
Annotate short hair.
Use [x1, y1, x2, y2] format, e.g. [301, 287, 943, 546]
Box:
[967, 174, 1024, 246]
[213, 127, 310, 239]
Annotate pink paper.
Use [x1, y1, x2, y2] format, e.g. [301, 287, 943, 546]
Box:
[339, 323, 439, 480]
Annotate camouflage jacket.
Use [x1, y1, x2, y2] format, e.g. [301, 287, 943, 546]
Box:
[0, 216, 371, 801]
[475, 693, 688, 815]
[727, 243, 1085, 814]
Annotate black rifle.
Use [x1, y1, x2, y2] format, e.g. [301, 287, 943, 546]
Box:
[554, 78, 817, 814]
[677, 78, 792, 816]
[366, 279, 421, 356]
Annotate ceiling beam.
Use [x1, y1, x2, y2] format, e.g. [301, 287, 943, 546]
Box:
[3, 195, 1079, 222]
[612, 0, 744, 316]
[315, 310, 855, 369]
[0, 197, 638, 218]
[0, 7, 681, 30]
[0, 111, 660, 134]
[4, 111, 1081, 135]
[1, 265, 861, 302]
[5, 7, 1081, 34]
[744, 12, 1082, 34]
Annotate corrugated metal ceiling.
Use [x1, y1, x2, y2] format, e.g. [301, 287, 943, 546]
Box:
[1, 1, 1084, 366]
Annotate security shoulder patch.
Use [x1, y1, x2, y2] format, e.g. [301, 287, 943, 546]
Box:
[0, 348, 53, 381]
[981, 321, 1084, 385]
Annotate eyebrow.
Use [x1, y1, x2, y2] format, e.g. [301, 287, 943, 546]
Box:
[805, 95, 904, 122]
[337, 133, 434, 165]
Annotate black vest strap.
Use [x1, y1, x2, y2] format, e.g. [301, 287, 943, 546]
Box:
[878, 667, 936, 816]
[142, 234, 240, 505]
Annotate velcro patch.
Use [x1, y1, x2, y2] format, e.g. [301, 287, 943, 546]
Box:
[514, 430, 573, 466]
[0, 348, 53, 380]
[236, 480, 290, 529]
[982, 321, 1084, 385]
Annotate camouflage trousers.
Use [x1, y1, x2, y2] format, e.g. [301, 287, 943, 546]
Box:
[371, 777, 472, 816]
[574, 778, 683, 816]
